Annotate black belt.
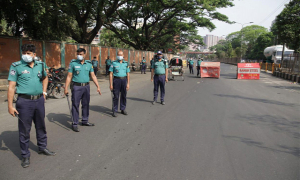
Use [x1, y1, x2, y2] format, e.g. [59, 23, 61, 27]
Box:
[155, 74, 165, 76]
[73, 82, 89, 86]
[114, 76, 127, 79]
[18, 94, 43, 100]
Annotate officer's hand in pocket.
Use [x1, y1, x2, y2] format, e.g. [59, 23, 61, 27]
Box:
[110, 85, 113, 91]
[97, 87, 102, 95]
[9, 107, 18, 117]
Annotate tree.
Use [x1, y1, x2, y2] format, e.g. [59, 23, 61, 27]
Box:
[99, 28, 131, 48]
[274, 0, 300, 52]
[227, 42, 233, 57]
[248, 32, 274, 60]
[104, 0, 233, 50]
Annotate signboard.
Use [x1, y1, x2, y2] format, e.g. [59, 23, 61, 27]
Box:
[237, 63, 260, 79]
[200, 62, 220, 78]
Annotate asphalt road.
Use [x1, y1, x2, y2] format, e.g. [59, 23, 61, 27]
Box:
[0, 63, 299, 180]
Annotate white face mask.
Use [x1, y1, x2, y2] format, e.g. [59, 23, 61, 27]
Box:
[117, 56, 123, 61]
[22, 54, 33, 63]
[77, 55, 84, 61]
[34, 57, 39, 61]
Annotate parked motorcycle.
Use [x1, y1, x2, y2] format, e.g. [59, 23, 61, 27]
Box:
[47, 72, 65, 99]
[131, 62, 136, 71]
[49, 67, 65, 81]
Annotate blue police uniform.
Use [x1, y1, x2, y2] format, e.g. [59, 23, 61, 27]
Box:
[140, 59, 147, 74]
[189, 60, 194, 74]
[196, 60, 203, 77]
[92, 59, 99, 76]
[68, 59, 94, 127]
[105, 59, 112, 76]
[152, 59, 168, 102]
[109, 59, 130, 112]
[8, 60, 48, 158]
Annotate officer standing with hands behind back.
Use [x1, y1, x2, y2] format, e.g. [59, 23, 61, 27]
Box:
[64, 48, 101, 132]
[109, 51, 130, 117]
[151, 51, 168, 105]
[7, 44, 56, 168]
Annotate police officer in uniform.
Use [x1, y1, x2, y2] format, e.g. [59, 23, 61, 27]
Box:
[7, 44, 56, 168]
[151, 51, 168, 105]
[140, 57, 147, 74]
[105, 56, 112, 76]
[92, 57, 99, 76]
[64, 48, 102, 132]
[189, 59, 194, 74]
[109, 51, 130, 117]
[196, 58, 203, 77]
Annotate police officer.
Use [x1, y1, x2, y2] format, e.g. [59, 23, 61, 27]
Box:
[151, 51, 168, 105]
[105, 56, 112, 77]
[109, 51, 130, 117]
[140, 57, 147, 74]
[64, 48, 102, 132]
[7, 44, 56, 168]
[196, 58, 203, 77]
[150, 55, 155, 72]
[189, 59, 194, 74]
[92, 57, 99, 76]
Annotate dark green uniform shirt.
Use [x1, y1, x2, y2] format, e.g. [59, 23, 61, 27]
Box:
[8, 60, 47, 95]
[68, 59, 94, 83]
[109, 60, 130, 77]
[151, 59, 168, 75]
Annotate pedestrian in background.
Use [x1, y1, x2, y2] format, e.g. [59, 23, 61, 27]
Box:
[7, 44, 56, 168]
[140, 57, 147, 74]
[196, 58, 203, 77]
[189, 59, 194, 74]
[109, 51, 130, 117]
[92, 57, 99, 76]
[64, 48, 101, 132]
[105, 56, 112, 77]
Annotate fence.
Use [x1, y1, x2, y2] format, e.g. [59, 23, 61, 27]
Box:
[0, 36, 175, 75]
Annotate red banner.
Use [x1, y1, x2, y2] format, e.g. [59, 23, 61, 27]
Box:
[200, 62, 220, 78]
[237, 63, 260, 80]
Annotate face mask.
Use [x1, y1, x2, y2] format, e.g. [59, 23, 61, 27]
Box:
[157, 55, 162, 59]
[34, 57, 39, 61]
[22, 54, 33, 63]
[77, 55, 84, 61]
[117, 56, 123, 61]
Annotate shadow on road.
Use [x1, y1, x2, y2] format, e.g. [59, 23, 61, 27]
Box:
[220, 73, 237, 79]
[223, 135, 300, 158]
[214, 94, 298, 107]
[0, 131, 38, 159]
[270, 85, 300, 91]
[46, 113, 72, 131]
[237, 114, 300, 139]
[127, 97, 153, 103]
[89, 105, 113, 116]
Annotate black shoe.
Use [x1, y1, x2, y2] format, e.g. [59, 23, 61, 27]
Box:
[82, 122, 95, 126]
[38, 148, 56, 156]
[121, 110, 128, 115]
[21, 157, 30, 168]
[152, 101, 156, 105]
[72, 126, 80, 132]
[112, 112, 118, 117]
[144, 73, 146, 74]
[161, 101, 165, 105]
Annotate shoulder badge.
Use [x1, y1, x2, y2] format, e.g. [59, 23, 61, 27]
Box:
[12, 61, 22, 67]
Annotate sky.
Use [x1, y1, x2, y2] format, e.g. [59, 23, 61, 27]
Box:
[197, 0, 290, 37]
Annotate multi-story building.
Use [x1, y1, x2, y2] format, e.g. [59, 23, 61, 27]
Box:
[200, 35, 225, 51]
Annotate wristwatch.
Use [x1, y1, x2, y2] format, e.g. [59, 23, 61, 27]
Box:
[43, 92, 48, 96]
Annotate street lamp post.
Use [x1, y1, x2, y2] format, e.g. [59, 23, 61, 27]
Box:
[234, 22, 253, 62]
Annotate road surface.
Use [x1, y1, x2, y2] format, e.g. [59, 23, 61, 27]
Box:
[0, 63, 299, 180]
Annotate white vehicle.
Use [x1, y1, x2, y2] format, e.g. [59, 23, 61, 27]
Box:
[263, 45, 294, 64]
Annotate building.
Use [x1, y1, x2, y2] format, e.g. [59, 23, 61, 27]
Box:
[200, 35, 225, 50]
